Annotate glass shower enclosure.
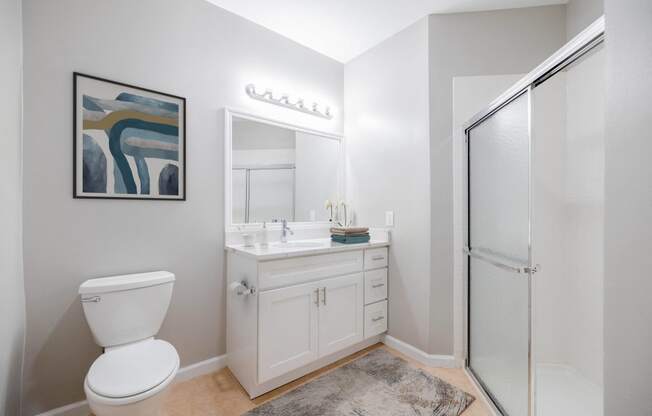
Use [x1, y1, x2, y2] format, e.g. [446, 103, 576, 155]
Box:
[466, 89, 533, 416]
[464, 18, 605, 416]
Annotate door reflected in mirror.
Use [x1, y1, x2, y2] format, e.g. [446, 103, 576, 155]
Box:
[231, 116, 342, 225]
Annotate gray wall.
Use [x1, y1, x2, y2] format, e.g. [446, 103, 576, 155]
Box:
[343, 6, 569, 356]
[344, 19, 432, 352]
[604, 0, 652, 414]
[21, 0, 343, 414]
[566, 0, 604, 40]
[0, 0, 25, 415]
[427, 6, 566, 354]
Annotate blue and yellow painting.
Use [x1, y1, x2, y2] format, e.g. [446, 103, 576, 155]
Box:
[76, 75, 184, 199]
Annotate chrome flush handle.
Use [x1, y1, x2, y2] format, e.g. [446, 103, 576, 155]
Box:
[81, 296, 101, 303]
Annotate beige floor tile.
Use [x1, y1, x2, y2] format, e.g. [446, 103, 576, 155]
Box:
[162, 343, 492, 415]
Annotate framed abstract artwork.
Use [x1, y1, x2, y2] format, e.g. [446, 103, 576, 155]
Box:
[73, 73, 186, 200]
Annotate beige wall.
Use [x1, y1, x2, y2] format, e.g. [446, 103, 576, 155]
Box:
[21, 0, 343, 414]
[604, 0, 652, 414]
[0, 0, 25, 415]
[427, 5, 567, 355]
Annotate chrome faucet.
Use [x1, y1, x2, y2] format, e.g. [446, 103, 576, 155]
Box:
[280, 219, 294, 243]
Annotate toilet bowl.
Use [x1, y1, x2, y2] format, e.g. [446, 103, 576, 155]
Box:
[84, 339, 179, 416]
[80, 271, 178, 416]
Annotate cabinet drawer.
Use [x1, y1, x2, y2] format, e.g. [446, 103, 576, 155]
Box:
[259, 251, 364, 290]
[364, 247, 388, 270]
[364, 268, 388, 305]
[364, 300, 388, 338]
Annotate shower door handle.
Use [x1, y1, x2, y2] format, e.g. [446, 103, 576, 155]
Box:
[464, 247, 540, 275]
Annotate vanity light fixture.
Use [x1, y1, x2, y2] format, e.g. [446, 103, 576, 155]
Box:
[245, 84, 333, 120]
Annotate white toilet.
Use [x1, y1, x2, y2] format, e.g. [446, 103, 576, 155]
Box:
[79, 271, 179, 416]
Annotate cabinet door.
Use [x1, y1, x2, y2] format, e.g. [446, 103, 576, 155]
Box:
[258, 282, 319, 383]
[318, 273, 364, 357]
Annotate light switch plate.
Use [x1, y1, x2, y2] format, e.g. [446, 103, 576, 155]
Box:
[385, 211, 394, 227]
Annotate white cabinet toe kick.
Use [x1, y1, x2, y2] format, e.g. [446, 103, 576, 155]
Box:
[226, 244, 389, 398]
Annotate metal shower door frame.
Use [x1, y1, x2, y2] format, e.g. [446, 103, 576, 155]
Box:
[461, 16, 606, 416]
[464, 86, 534, 416]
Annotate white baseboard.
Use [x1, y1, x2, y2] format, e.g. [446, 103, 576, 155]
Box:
[382, 335, 464, 368]
[35, 354, 228, 416]
[34, 400, 90, 416]
[382, 336, 500, 412]
[39, 337, 462, 416]
[175, 354, 227, 383]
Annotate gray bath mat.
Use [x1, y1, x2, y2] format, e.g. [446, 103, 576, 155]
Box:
[244, 348, 474, 416]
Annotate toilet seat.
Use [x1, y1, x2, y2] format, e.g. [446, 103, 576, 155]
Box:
[87, 339, 179, 400]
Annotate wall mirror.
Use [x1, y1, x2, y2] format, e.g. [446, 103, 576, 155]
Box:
[225, 109, 343, 229]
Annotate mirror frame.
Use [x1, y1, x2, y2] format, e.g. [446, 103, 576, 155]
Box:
[224, 108, 345, 232]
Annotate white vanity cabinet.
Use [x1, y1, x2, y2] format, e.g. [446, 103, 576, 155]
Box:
[258, 280, 320, 382]
[318, 273, 364, 356]
[258, 273, 363, 382]
[226, 242, 389, 398]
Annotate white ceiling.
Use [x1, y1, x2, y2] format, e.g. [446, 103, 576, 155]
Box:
[205, 0, 566, 63]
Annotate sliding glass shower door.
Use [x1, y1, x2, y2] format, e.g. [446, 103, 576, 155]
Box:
[464, 20, 604, 416]
[466, 90, 533, 416]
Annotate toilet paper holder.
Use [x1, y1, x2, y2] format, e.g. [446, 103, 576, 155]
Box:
[230, 280, 256, 296]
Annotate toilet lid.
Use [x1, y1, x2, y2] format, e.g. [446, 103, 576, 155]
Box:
[87, 339, 178, 398]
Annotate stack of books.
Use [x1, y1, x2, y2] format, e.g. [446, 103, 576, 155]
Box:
[330, 227, 370, 244]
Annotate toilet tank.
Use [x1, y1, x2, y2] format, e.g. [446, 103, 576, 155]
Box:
[79, 271, 175, 348]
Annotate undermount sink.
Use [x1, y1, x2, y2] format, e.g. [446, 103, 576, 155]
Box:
[271, 241, 328, 249]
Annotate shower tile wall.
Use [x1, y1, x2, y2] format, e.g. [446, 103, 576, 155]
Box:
[533, 45, 605, 415]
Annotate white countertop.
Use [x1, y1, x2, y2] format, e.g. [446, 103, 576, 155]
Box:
[225, 238, 390, 261]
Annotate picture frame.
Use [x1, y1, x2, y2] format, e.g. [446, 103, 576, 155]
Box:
[73, 72, 186, 200]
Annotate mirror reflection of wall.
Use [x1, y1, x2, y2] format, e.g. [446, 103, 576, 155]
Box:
[232, 117, 341, 224]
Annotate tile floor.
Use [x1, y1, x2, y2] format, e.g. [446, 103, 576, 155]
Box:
[162, 343, 492, 416]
